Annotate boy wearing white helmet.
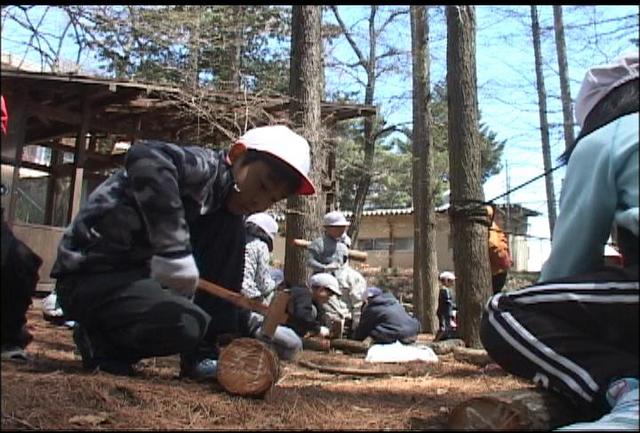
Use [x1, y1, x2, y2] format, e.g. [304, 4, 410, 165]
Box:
[51, 125, 315, 380]
[241, 212, 302, 361]
[481, 53, 638, 430]
[284, 273, 342, 338]
[435, 271, 458, 341]
[242, 212, 279, 303]
[307, 210, 367, 334]
[307, 210, 352, 274]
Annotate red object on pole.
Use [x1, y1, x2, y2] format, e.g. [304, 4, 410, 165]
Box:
[1, 95, 8, 135]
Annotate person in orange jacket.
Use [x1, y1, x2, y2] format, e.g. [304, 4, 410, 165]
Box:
[487, 205, 512, 295]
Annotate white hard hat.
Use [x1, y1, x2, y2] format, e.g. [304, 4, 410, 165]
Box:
[246, 212, 278, 240]
[439, 271, 456, 281]
[237, 125, 315, 195]
[574, 52, 639, 129]
[308, 273, 341, 296]
[323, 211, 350, 227]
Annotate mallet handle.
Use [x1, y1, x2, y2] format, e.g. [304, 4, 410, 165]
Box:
[197, 278, 270, 316]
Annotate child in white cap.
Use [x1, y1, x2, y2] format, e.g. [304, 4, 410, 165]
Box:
[240, 212, 302, 361]
[307, 210, 366, 334]
[242, 212, 279, 304]
[50, 125, 315, 380]
[481, 52, 638, 430]
[307, 210, 351, 274]
[284, 273, 342, 338]
[435, 271, 457, 341]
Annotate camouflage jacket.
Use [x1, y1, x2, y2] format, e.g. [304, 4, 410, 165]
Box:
[51, 140, 236, 279]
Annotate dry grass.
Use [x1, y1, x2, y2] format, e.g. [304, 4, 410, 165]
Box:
[1, 298, 531, 430]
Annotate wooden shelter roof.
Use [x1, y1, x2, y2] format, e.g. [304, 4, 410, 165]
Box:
[1, 66, 376, 163]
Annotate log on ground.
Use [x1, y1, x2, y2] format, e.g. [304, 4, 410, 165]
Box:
[302, 337, 370, 354]
[448, 387, 587, 430]
[427, 339, 465, 355]
[302, 337, 331, 352]
[452, 347, 493, 367]
[330, 338, 370, 354]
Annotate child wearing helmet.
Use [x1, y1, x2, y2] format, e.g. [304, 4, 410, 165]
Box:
[435, 271, 458, 342]
[51, 125, 315, 380]
[306, 210, 367, 334]
[242, 212, 279, 304]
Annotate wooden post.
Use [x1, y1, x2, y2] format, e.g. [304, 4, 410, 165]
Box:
[67, 99, 90, 224]
[388, 217, 394, 269]
[5, 93, 28, 225]
[44, 147, 61, 225]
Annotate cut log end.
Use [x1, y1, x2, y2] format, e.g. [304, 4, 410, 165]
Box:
[216, 338, 280, 398]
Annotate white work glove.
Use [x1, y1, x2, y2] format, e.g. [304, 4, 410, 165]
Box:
[150, 254, 199, 298]
[319, 326, 331, 338]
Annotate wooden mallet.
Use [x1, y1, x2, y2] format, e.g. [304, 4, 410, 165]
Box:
[197, 278, 290, 339]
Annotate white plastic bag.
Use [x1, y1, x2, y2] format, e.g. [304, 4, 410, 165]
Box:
[365, 341, 439, 363]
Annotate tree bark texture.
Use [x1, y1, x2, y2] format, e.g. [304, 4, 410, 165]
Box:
[553, 5, 576, 151]
[286, 6, 325, 287]
[531, 5, 558, 236]
[410, 5, 439, 334]
[446, 5, 491, 349]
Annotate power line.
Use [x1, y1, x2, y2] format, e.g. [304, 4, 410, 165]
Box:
[486, 161, 565, 204]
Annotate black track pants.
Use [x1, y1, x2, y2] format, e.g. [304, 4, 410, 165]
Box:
[480, 266, 639, 415]
[57, 269, 211, 363]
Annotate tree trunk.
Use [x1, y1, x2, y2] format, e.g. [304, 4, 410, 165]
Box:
[342, 5, 378, 245]
[410, 5, 439, 333]
[553, 5, 575, 151]
[189, 9, 200, 90]
[231, 5, 246, 91]
[446, 5, 491, 349]
[285, 6, 325, 287]
[531, 5, 558, 235]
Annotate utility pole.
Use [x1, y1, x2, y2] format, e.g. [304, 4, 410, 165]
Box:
[505, 160, 511, 233]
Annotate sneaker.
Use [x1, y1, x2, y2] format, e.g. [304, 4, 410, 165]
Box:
[1, 345, 29, 363]
[72, 323, 135, 376]
[180, 357, 218, 381]
[556, 378, 639, 431]
[42, 293, 66, 325]
[63, 320, 76, 329]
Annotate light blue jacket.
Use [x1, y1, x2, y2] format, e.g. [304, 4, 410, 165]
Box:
[540, 112, 639, 282]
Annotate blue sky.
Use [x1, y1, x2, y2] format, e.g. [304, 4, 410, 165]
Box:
[2, 5, 638, 270]
[324, 5, 638, 269]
